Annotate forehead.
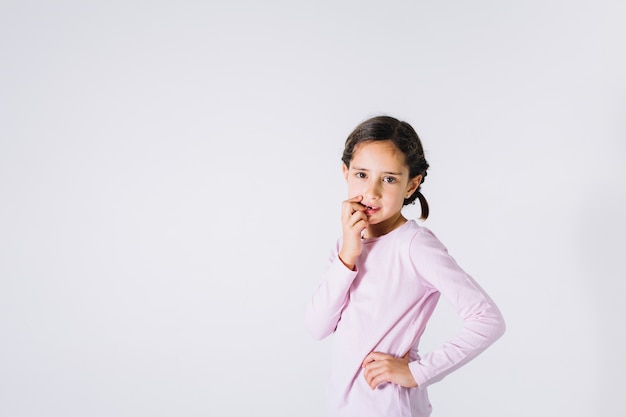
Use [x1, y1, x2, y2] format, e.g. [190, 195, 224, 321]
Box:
[351, 140, 407, 169]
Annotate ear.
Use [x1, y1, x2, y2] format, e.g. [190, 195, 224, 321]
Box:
[405, 175, 422, 198]
[342, 163, 349, 181]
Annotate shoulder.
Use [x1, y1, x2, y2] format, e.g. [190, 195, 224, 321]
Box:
[402, 220, 451, 264]
[402, 220, 448, 250]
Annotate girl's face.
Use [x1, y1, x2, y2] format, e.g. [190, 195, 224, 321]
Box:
[343, 140, 421, 236]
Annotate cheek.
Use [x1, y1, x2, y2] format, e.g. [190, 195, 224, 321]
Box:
[346, 179, 361, 193]
[389, 188, 407, 203]
[347, 184, 361, 196]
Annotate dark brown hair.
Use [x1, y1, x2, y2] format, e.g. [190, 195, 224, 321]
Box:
[342, 115, 430, 219]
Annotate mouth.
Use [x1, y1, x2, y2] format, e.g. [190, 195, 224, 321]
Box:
[362, 203, 380, 214]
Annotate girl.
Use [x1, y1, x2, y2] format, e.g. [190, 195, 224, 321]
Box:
[305, 115, 505, 417]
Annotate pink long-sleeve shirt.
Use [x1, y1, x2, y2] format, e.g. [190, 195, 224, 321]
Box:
[305, 220, 505, 417]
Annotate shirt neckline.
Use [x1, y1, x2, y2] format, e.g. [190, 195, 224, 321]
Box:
[362, 219, 414, 244]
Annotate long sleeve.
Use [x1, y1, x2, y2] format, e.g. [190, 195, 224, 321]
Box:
[306, 221, 505, 417]
[407, 228, 506, 388]
[304, 250, 358, 341]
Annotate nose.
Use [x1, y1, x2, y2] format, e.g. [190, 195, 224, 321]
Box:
[363, 179, 381, 201]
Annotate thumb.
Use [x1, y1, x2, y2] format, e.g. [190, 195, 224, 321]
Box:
[362, 351, 393, 367]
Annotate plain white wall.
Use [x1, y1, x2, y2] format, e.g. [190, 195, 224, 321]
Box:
[1, 1, 624, 416]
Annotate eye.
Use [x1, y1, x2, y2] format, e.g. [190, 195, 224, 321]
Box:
[355, 172, 367, 179]
[383, 176, 397, 184]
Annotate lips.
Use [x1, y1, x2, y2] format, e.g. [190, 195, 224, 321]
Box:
[363, 204, 380, 215]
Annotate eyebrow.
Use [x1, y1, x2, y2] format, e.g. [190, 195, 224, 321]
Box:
[352, 167, 404, 176]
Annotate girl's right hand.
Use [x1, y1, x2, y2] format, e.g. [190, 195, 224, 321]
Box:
[338, 195, 368, 270]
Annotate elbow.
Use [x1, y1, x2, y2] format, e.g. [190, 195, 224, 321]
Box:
[304, 314, 333, 341]
[493, 318, 506, 342]
[308, 327, 332, 341]
[304, 307, 335, 341]
[498, 314, 506, 338]
[489, 308, 506, 342]
[471, 306, 506, 345]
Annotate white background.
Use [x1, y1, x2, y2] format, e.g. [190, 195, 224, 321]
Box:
[1, 1, 625, 416]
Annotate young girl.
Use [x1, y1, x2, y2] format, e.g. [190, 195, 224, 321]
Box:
[305, 115, 505, 417]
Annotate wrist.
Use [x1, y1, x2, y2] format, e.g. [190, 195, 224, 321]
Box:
[338, 253, 356, 271]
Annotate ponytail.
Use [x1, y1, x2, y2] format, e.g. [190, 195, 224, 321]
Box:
[415, 190, 429, 220]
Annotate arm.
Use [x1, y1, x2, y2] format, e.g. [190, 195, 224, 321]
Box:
[407, 229, 506, 388]
[304, 251, 358, 340]
[304, 196, 367, 340]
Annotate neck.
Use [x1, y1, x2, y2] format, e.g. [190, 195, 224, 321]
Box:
[364, 214, 407, 238]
